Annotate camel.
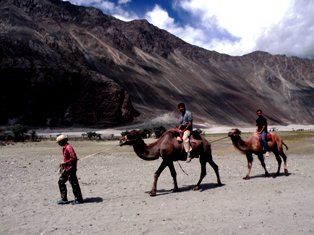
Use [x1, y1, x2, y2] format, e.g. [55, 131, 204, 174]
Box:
[228, 128, 289, 180]
[119, 128, 222, 196]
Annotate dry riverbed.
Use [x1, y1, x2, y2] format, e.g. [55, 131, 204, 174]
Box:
[0, 131, 313, 234]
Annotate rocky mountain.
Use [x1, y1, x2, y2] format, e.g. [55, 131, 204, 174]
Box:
[1, 0, 314, 127]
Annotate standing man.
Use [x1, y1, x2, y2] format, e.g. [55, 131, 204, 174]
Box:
[177, 103, 193, 163]
[256, 109, 270, 157]
[56, 134, 84, 205]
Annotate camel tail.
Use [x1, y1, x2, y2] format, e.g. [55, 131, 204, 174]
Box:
[283, 142, 288, 150]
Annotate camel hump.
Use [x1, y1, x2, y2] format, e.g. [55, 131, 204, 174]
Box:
[257, 132, 273, 141]
[164, 128, 180, 137]
[191, 131, 202, 140]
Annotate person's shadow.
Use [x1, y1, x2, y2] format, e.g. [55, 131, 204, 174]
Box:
[83, 197, 103, 203]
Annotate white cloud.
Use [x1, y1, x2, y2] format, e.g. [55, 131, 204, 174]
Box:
[145, 5, 175, 29]
[65, 0, 115, 11]
[177, 0, 294, 56]
[255, 0, 314, 59]
[144, 5, 207, 47]
[64, 0, 137, 21]
[65, 0, 314, 59]
[118, 0, 131, 5]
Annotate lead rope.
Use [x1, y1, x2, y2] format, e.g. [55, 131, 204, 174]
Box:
[208, 135, 229, 143]
[57, 145, 119, 174]
[176, 161, 189, 175]
[80, 145, 119, 161]
[177, 135, 229, 176]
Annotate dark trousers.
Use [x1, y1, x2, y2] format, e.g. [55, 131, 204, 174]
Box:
[58, 168, 83, 202]
[261, 131, 269, 152]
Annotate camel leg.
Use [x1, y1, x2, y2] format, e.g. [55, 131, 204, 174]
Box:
[257, 153, 270, 177]
[150, 160, 168, 197]
[279, 151, 289, 176]
[208, 158, 222, 186]
[243, 153, 253, 180]
[167, 161, 179, 193]
[193, 161, 207, 191]
[272, 149, 282, 177]
[278, 145, 289, 176]
[194, 155, 222, 190]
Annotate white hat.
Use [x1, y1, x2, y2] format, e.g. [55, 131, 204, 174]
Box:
[56, 134, 68, 143]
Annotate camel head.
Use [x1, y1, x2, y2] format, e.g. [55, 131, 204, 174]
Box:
[119, 130, 143, 146]
[228, 128, 241, 137]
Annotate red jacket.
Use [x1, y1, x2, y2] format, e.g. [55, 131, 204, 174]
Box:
[62, 143, 78, 172]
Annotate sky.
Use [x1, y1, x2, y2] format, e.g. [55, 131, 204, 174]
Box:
[64, 0, 314, 59]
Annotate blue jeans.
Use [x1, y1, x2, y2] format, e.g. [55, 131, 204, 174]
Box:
[261, 131, 269, 152]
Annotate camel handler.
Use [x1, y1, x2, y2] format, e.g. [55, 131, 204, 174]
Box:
[56, 134, 84, 205]
[177, 102, 193, 163]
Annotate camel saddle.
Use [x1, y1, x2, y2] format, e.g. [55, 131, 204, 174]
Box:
[176, 130, 201, 145]
[258, 132, 272, 141]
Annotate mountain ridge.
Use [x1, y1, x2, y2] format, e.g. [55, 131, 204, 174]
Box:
[1, 0, 314, 127]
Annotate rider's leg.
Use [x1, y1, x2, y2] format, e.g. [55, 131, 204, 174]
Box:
[261, 131, 270, 157]
[183, 130, 192, 162]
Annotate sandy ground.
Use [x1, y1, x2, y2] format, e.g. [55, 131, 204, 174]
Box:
[0, 131, 314, 235]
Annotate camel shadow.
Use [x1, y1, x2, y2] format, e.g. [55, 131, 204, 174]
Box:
[271, 172, 292, 177]
[249, 172, 291, 179]
[248, 174, 269, 179]
[83, 197, 104, 203]
[145, 183, 225, 196]
[181, 183, 225, 192]
[145, 189, 173, 196]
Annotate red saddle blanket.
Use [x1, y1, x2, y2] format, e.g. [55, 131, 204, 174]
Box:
[258, 133, 272, 141]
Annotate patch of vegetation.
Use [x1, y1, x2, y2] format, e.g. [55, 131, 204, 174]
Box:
[153, 126, 166, 138]
[194, 128, 204, 134]
[0, 125, 40, 142]
[140, 128, 153, 138]
[82, 131, 101, 140]
[120, 130, 130, 137]
[120, 126, 167, 139]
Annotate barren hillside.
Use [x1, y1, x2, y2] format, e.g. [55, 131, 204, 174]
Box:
[1, 0, 314, 127]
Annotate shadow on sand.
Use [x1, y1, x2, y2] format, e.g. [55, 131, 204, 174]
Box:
[247, 172, 291, 179]
[145, 183, 225, 196]
[83, 197, 104, 203]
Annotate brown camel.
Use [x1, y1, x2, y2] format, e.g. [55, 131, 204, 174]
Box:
[119, 128, 222, 196]
[228, 128, 289, 180]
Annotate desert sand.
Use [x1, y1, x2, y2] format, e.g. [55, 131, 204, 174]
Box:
[0, 130, 314, 235]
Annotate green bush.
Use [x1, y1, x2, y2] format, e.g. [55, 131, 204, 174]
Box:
[0, 126, 40, 142]
[30, 130, 40, 142]
[194, 128, 204, 134]
[85, 131, 101, 140]
[120, 131, 130, 137]
[12, 124, 28, 142]
[153, 126, 166, 138]
[140, 128, 153, 138]
[120, 126, 167, 139]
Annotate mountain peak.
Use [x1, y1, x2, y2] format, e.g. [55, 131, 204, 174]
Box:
[1, 0, 314, 127]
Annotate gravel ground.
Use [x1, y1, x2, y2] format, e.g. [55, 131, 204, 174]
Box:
[0, 131, 313, 235]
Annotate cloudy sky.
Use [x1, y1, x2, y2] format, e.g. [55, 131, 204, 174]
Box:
[65, 0, 314, 59]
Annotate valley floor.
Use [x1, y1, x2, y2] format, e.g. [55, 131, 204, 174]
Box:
[0, 132, 313, 235]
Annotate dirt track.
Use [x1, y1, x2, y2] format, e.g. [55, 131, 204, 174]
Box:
[0, 132, 314, 234]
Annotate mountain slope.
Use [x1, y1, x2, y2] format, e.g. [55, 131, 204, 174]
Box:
[1, 0, 314, 127]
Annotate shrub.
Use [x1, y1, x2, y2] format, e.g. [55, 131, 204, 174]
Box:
[140, 128, 153, 138]
[120, 131, 130, 137]
[194, 128, 204, 134]
[30, 130, 40, 142]
[153, 126, 166, 138]
[12, 124, 28, 142]
[85, 131, 101, 140]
